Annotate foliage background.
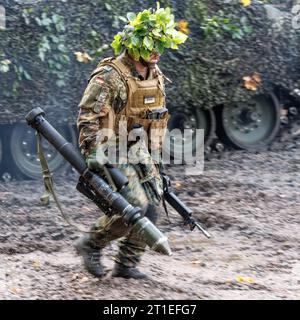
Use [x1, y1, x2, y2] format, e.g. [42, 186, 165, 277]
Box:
[0, 0, 299, 125]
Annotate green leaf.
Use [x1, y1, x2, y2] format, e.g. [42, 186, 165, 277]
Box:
[114, 33, 122, 42]
[156, 12, 168, 24]
[35, 17, 42, 26]
[152, 28, 161, 37]
[127, 12, 136, 22]
[243, 25, 253, 33]
[52, 14, 60, 24]
[61, 54, 70, 63]
[160, 35, 167, 42]
[140, 47, 151, 61]
[55, 63, 62, 70]
[56, 72, 65, 79]
[56, 79, 66, 87]
[23, 70, 32, 80]
[111, 35, 123, 55]
[124, 38, 133, 49]
[149, 14, 157, 21]
[136, 28, 148, 37]
[166, 20, 175, 29]
[50, 35, 60, 43]
[128, 48, 140, 61]
[56, 22, 66, 32]
[143, 36, 154, 50]
[42, 18, 52, 26]
[164, 38, 172, 49]
[165, 7, 171, 16]
[131, 12, 142, 27]
[90, 30, 98, 37]
[172, 31, 188, 44]
[38, 51, 45, 61]
[170, 42, 179, 50]
[131, 35, 141, 47]
[140, 10, 151, 22]
[58, 44, 66, 52]
[105, 3, 112, 11]
[0, 64, 9, 73]
[118, 16, 127, 23]
[155, 41, 165, 55]
[240, 16, 247, 25]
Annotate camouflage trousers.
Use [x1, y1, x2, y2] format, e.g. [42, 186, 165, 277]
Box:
[89, 162, 163, 268]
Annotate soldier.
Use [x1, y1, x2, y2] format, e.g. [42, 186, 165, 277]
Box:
[75, 4, 187, 279]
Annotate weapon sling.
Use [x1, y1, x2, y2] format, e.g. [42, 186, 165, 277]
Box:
[36, 132, 93, 233]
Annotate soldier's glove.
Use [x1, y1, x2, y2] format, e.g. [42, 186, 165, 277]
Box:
[86, 148, 128, 191]
[86, 148, 106, 172]
[158, 161, 165, 175]
[156, 161, 170, 195]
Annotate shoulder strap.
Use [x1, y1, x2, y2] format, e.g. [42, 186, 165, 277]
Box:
[88, 57, 115, 83]
[102, 58, 132, 81]
[88, 57, 131, 84]
[156, 65, 172, 83]
[100, 57, 115, 64]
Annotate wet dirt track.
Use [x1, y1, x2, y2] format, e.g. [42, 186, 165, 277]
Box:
[0, 145, 300, 300]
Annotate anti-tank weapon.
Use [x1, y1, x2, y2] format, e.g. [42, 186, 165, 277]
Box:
[25, 107, 172, 256]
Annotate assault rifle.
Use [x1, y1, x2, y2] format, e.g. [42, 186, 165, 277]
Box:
[162, 173, 211, 238]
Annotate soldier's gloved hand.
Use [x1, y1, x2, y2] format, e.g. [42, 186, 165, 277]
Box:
[154, 159, 165, 176]
[155, 161, 169, 190]
[86, 148, 120, 190]
[86, 148, 106, 172]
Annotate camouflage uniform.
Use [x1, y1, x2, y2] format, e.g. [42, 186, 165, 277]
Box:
[77, 51, 165, 268]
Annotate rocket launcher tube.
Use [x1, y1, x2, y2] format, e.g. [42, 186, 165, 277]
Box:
[25, 107, 172, 256]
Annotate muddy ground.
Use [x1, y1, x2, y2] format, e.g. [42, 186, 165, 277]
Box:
[0, 142, 300, 300]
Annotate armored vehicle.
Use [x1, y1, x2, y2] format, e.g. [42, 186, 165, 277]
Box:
[0, 0, 299, 179]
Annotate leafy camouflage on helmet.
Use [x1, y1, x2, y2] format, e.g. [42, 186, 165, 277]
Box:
[111, 2, 188, 61]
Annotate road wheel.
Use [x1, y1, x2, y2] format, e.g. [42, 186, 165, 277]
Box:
[0, 125, 14, 181]
[166, 107, 216, 161]
[9, 123, 75, 180]
[216, 94, 281, 151]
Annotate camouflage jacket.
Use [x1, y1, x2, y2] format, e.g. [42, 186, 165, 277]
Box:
[77, 50, 165, 157]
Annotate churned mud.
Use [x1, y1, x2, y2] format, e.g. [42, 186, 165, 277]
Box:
[1, 142, 300, 300]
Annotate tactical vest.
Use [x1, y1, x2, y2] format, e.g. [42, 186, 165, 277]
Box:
[92, 56, 170, 150]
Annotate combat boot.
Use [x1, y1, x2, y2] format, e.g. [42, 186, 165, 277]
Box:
[112, 263, 148, 279]
[74, 235, 105, 278]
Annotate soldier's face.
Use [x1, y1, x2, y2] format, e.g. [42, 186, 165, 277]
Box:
[149, 51, 160, 64]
